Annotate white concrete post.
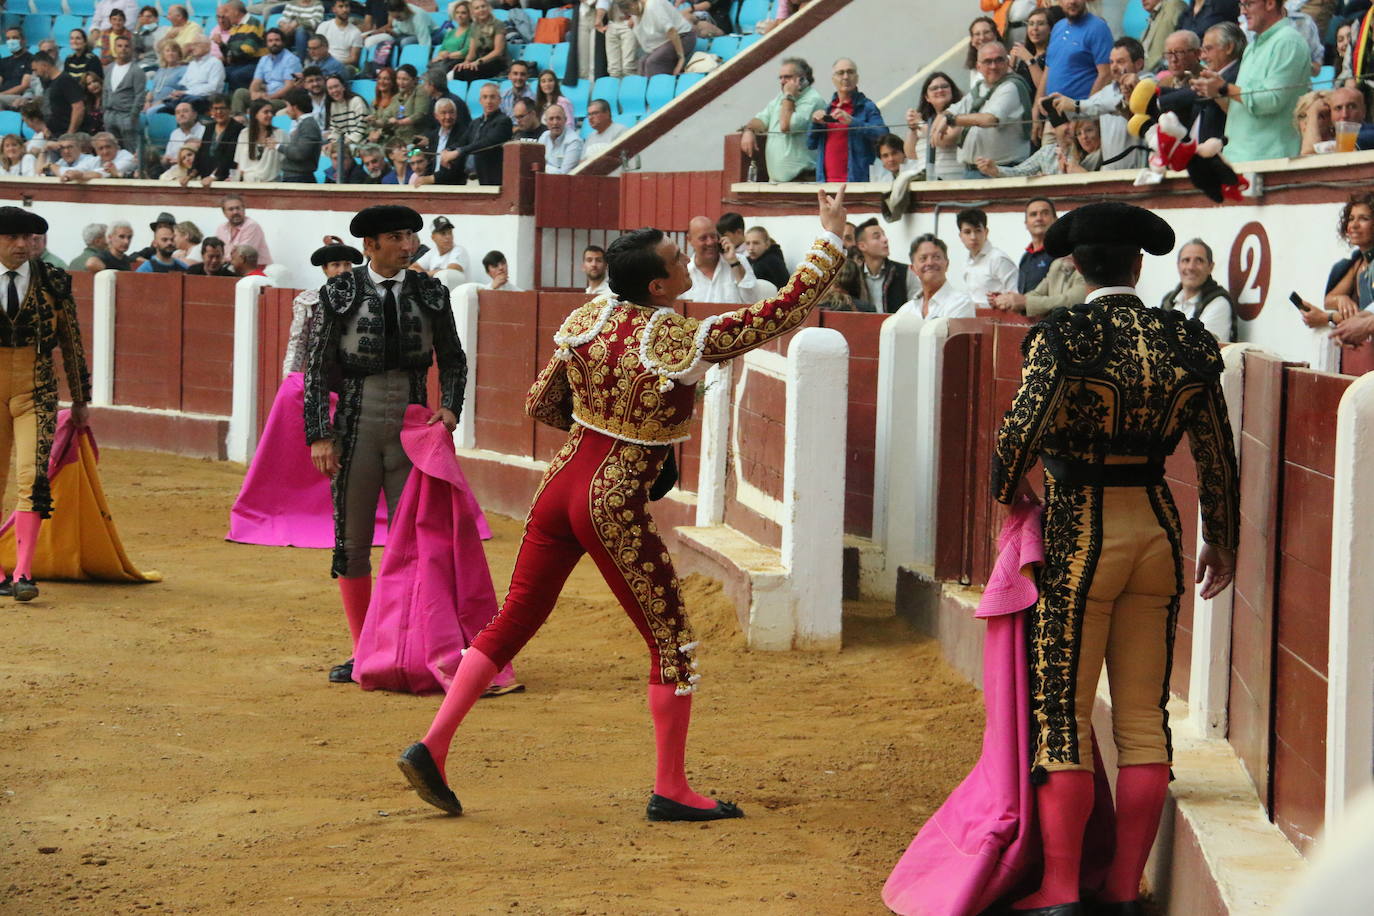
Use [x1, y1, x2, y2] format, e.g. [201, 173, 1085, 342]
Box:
[89, 269, 118, 407]
[782, 327, 849, 650]
[1188, 342, 1262, 738]
[694, 361, 733, 527]
[450, 282, 483, 450]
[227, 275, 274, 464]
[1324, 371, 1374, 830]
[871, 308, 924, 594]
[912, 317, 952, 572]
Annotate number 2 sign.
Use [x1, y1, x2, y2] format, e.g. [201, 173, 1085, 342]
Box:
[1228, 221, 1271, 322]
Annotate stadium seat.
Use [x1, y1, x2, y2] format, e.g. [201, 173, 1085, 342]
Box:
[737, 33, 761, 51]
[33, 0, 65, 16]
[618, 74, 647, 115]
[266, 13, 283, 30]
[492, 8, 510, 21]
[22, 15, 54, 48]
[54, 15, 84, 46]
[521, 43, 551, 70]
[548, 41, 569, 73]
[675, 72, 705, 93]
[272, 113, 293, 133]
[68, 0, 97, 14]
[1122, 0, 1148, 40]
[145, 111, 177, 144]
[579, 119, 595, 140]
[645, 73, 674, 110]
[0, 111, 22, 137]
[498, 78, 512, 96]
[711, 36, 741, 59]
[398, 43, 430, 70]
[561, 79, 590, 117]
[1316, 64, 1336, 87]
[612, 111, 640, 127]
[548, 7, 573, 17]
[735, 0, 770, 33]
[353, 79, 377, 103]
[591, 76, 620, 112]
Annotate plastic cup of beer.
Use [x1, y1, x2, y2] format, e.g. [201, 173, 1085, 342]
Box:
[1336, 120, 1359, 153]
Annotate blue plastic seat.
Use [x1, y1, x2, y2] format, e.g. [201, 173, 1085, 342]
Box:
[737, 33, 761, 51]
[266, 13, 283, 30]
[645, 73, 674, 110]
[398, 43, 430, 71]
[612, 111, 639, 127]
[675, 72, 705, 94]
[618, 74, 647, 115]
[492, 8, 510, 21]
[561, 79, 590, 117]
[548, 6, 573, 17]
[735, 0, 770, 33]
[0, 111, 22, 137]
[353, 78, 377, 103]
[711, 36, 740, 59]
[591, 76, 620, 112]
[272, 113, 293, 133]
[33, 0, 65, 16]
[1316, 64, 1336, 87]
[579, 119, 595, 140]
[521, 43, 551, 71]
[67, 0, 97, 14]
[54, 15, 84, 46]
[145, 111, 178, 144]
[22, 15, 54, 48]
[1122, 0, 1148, 39]
[548, 41, 568, 74]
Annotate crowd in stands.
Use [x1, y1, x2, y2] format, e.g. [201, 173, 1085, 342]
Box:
[0, 0, 801, 184]
[740, 0, 1369, 191]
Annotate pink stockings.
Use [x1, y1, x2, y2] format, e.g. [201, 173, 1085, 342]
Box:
[337, 575, 371, 651]
[419, 651, 712, 808]
[1101, 763, 1171, 904]
[13, 510, 40, 580]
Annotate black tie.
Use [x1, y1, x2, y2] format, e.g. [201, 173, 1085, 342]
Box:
[5, 271, 17, 321]
[381, 279, 400, 370]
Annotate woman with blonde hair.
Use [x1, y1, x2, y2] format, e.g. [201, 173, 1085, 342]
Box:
[174, 220, 203, 262]
[0, 134, 36, 176]
[160, 146, 201, 184]
[1296, 89, 1335, 155]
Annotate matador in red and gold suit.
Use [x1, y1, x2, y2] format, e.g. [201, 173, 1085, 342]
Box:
[396, 188, 850, 822]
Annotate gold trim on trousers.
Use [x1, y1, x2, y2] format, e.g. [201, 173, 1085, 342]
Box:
[0, 346, 40, 513]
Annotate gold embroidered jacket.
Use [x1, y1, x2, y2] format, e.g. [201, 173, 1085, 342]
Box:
[526, 233, 845, 445]
[992, 295, 1240, 550]
[2, 258, 92, 403]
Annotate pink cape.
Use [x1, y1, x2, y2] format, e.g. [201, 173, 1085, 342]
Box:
[353, 404, 505, 694]
[226, 372, 388, 549]
[883, 499, 1115, 916]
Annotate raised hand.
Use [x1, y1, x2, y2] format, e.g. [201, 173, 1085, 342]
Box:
[817, 185, 847, 237]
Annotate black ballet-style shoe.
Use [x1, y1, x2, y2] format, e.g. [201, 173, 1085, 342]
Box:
[397, 742, 462, 815]
[327, 658, 354, 683]
[0, 577, 12, 597]
[1091, 902, 1143, 916]
[13, 577, 38, 602]
[1010, 904, 1084, 916]
[645, 793, 745, 822]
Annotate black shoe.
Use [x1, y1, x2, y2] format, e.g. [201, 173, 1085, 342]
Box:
[328, 658, 354, 684]
[1091, 903, 1143, 916]
[0, 577, 12, 597]
[1011, 905, 1084, 916]
[396, 742, 462, 815]
[13, 577, 38, 602]
[645, 793, 744, 822]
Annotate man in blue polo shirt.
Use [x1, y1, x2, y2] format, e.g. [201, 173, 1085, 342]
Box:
[1043, 0, 1114, 102]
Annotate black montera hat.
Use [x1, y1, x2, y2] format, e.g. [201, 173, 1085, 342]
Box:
[1044, 202, 1175, 259]
[349, 205, 423, 238]
[0, 206, 47, 235]
[311, 243, 364, 266]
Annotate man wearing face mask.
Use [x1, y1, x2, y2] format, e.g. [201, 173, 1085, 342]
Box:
[0, 27, 36, 111]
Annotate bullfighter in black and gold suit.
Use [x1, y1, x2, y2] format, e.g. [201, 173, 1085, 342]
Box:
[394, 188, 850, 824]
[991, 204, 1239, 916]
[0, 207, 91, 603]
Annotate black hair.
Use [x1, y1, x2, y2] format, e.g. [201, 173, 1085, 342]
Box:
[284, 87, 312, 114]
[964, 16, 1002, 70]
[32, 51, 57, 68]
[956, 208, 987, 231]
[1113, 36, 1144, 63]
[715, 212, 745, 236]
[397, 63, 418, 80]
[606, 228, 669, 303]
[109, 8, 126, 18]
[1025, 196, 1057, 217]
[583, 244, 606, 256]
[424, 68, 448, 92]
[877, 133, 904, 154]
[301, 65, 323, 79]
[482, 250, 507, 270]
[855, 217, 881, 240]
[202, 236, 225, 250]
[265, 27, 285, 41]
[1071, 243, 1139, 286]
[910, 233, 947, 258]
[917, 71, 962, 122]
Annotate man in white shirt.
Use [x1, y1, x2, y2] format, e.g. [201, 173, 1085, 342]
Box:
[539, 105, 583, 175]
[956, 207, 1019, 307]
[583, 244, 610, 295]
[413, 216, 470, 278]
[163, 37, 226, 112]
[61, 131, 137, 181]
[316, 0, 363, 72]
[1157, 238, 1235, 342]
[481, 250, 522, 291]
[163, 100, 206, 166]
[684, 215, 757, 304]
[1049, 35, 1148, 171]
[47, 134, 100, 178]
[899, 234, 976, 320]
[582, 99, 628, 160]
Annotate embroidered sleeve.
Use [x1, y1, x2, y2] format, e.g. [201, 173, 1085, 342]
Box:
[991, 323, 1066, 503]
[282, 289, 317, 377]
[303, 286, 341, 445]
[55, 273, 92, 404]
[431, 301, 467, 421]
[525, 353, 573, 431]
[1185, 378, 1240, 550]
[698, 232, 845, 362]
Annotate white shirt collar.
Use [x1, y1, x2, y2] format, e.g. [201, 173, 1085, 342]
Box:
[367, 264, 405, 286]
[5, 260, 32, 282]
[1084, 285, 1137, 302]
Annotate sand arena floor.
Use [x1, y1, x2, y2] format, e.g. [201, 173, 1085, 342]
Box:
[0, 448, 982, 915]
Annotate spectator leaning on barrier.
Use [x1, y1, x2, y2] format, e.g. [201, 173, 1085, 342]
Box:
[744, 226, 791, 290]
[957, 208, 1019, 308]
[910, 71, 965, 181]
[216, 195, 273, 265]
[1191, 0, 1311, 163]
[583, 244, 610, 295]
[62, 130, 136, 180]
[807, 58, 885, 183]
[1308, 191, 1374, 332]
[539, 105, 583, 175]
[1158, 238, 1237, 341]
[1178, 0, 1242, 36]
[739, 57, 826, 183]
[938, 40, 1032, 177]
[1142, 0, 1188, 69]
[854, 218, 913, 314]
[1052, 36, 1148, 170]
[683, 215, 758, 303]
[899, 234, 976, 320]
[47, 133, 99, 178]
[185, 236, 236, 275]
[0, 134, 36, 175]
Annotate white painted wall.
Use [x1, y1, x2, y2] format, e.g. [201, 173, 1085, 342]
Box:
[631, 0, 973, 175]
[12, 194, 535, 292]
[735, 197, 1356, 367]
